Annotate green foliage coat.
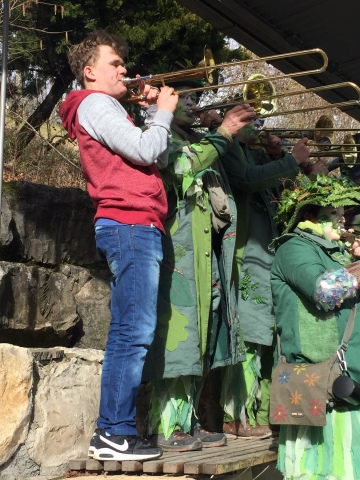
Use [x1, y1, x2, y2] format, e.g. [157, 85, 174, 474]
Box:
[144, 129, 245, 381]
[271, 230, 360, 384]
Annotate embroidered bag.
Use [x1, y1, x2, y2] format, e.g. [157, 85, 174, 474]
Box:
[269, 306, 356, 426]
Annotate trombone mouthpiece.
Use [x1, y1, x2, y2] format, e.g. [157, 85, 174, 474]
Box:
[122, 75, 153, 85]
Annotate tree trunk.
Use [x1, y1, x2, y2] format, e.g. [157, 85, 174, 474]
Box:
[15, 68, 74, 156]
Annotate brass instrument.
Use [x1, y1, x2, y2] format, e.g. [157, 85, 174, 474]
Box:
[312, 134, 358, 165]
[255, 127, 360, 139]
[192, 82, 360, 118]
[255, 115, 360, 152]
[299, 147, 358, 159]
[313, 115, 334, 150]
[242, 74, 277, 115]
[123, 48, 328, 99]
[198, 46, 218, 85]
[194, 73, 277, 116]
[306, 116, 358, 164]
[283, 134, 359, 170]
[279, 142, 360, 151]
[123, 46, 217, 88]
[276, 135, 358, 161]
[342, 134, 359, 165]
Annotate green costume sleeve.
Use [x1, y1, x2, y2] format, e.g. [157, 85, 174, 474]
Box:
[221, 144, 300, 193]
[272, 236, 327, 302]
[167, 129, 230, 195]
[189, 130, 230, 173]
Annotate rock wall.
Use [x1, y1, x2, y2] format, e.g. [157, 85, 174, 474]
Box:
[0, 181, 111, 350]
[0, 344, 102, 479]
[0, 181, 111, 478]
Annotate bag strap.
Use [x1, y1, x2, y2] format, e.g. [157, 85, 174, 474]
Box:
[339, 304, 357, 352]
[276, 303, 357, 358]
[276, 330, 282, 358]
[336, 303, 357, 373]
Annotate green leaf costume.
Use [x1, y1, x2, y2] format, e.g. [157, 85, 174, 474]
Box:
[144, 127, 245, 438]
[270, 175, 360, 479]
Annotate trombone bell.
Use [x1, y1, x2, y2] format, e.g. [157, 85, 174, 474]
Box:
[197, 47, 218, 85]
[342, 134, 358, 165]
[243, 74, 277, 115]
[313, 115, 334, 149]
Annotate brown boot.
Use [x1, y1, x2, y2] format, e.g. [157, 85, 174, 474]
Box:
[223, 420, 276, 439]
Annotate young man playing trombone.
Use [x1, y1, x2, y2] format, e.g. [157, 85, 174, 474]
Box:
[60, 29, 178, 462]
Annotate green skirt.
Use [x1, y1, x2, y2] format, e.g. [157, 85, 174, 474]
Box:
[277, 406, 360, 480]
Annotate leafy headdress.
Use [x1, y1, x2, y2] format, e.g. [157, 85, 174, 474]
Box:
[275, 173, 360, 233]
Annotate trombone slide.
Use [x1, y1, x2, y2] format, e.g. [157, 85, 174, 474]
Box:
[122, 75, 154, 85]
[124, 48, 328, 101]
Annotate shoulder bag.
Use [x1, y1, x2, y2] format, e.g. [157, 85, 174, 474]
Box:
[269, 305, 357, 426]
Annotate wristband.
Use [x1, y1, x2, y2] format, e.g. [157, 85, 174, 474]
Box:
[217, 126, 234, 146]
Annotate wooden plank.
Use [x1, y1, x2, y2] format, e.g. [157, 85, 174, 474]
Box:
[161, 447, 222, 474]
[85, 458, 104, 472]
[162, 459, 186, 474]
[143, 443, 234, 474]
[142, 451, 194, 473]
[197, 442, 276, 464]
[160, 440, 257, 475]
[121, 460, 143, 472]
[103, 460, 122, 472]
[68, 457, 87, 471]
[183, 441, 276, 475]
[201, 450, 278, 475]
[67, 437, 278, 475]
[207, 440, 276, 458]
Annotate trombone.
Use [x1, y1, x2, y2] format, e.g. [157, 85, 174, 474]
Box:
[191, 82, 360, 119]
[255, 128, 360, 139]
[311, 134, 359, 163]
[123, 48, 328, 99]
[256, 115, 360, 143]
[280, 133, 359, 167]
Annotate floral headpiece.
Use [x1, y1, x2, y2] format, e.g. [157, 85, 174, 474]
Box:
[275, 173, 360, 233]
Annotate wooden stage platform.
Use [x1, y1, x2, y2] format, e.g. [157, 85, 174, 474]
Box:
[68, 436, 278, 477]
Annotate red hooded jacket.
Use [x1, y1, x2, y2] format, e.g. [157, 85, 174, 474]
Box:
[59, 90, 167, 233]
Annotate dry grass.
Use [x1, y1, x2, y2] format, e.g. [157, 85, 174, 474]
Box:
[3, 110, 86, 189]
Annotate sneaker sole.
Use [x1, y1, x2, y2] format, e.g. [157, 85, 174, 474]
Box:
[155, 442, 202, 453]
[93, 447, 162, 461]
[201, 439, 227, 448]
[225, 433, 273, 440]
[88, 447, 95, 458]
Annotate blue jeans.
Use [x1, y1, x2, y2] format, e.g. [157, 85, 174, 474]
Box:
[95, 223, 163, 435]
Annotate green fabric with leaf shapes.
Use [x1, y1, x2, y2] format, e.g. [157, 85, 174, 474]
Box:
[143, 129, 245, 383]
[222, 145, 299, 347]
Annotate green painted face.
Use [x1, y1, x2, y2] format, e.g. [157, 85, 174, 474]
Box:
[317, 206, 345, 227]
[239, 123, 259, 142]
[173, 90, 198, 126]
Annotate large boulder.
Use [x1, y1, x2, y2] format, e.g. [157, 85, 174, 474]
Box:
[0, 261, 110, 349]
[0, 344, 33, 466]
[0, 181, 98, 266]
[0, 345, 103, 479]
